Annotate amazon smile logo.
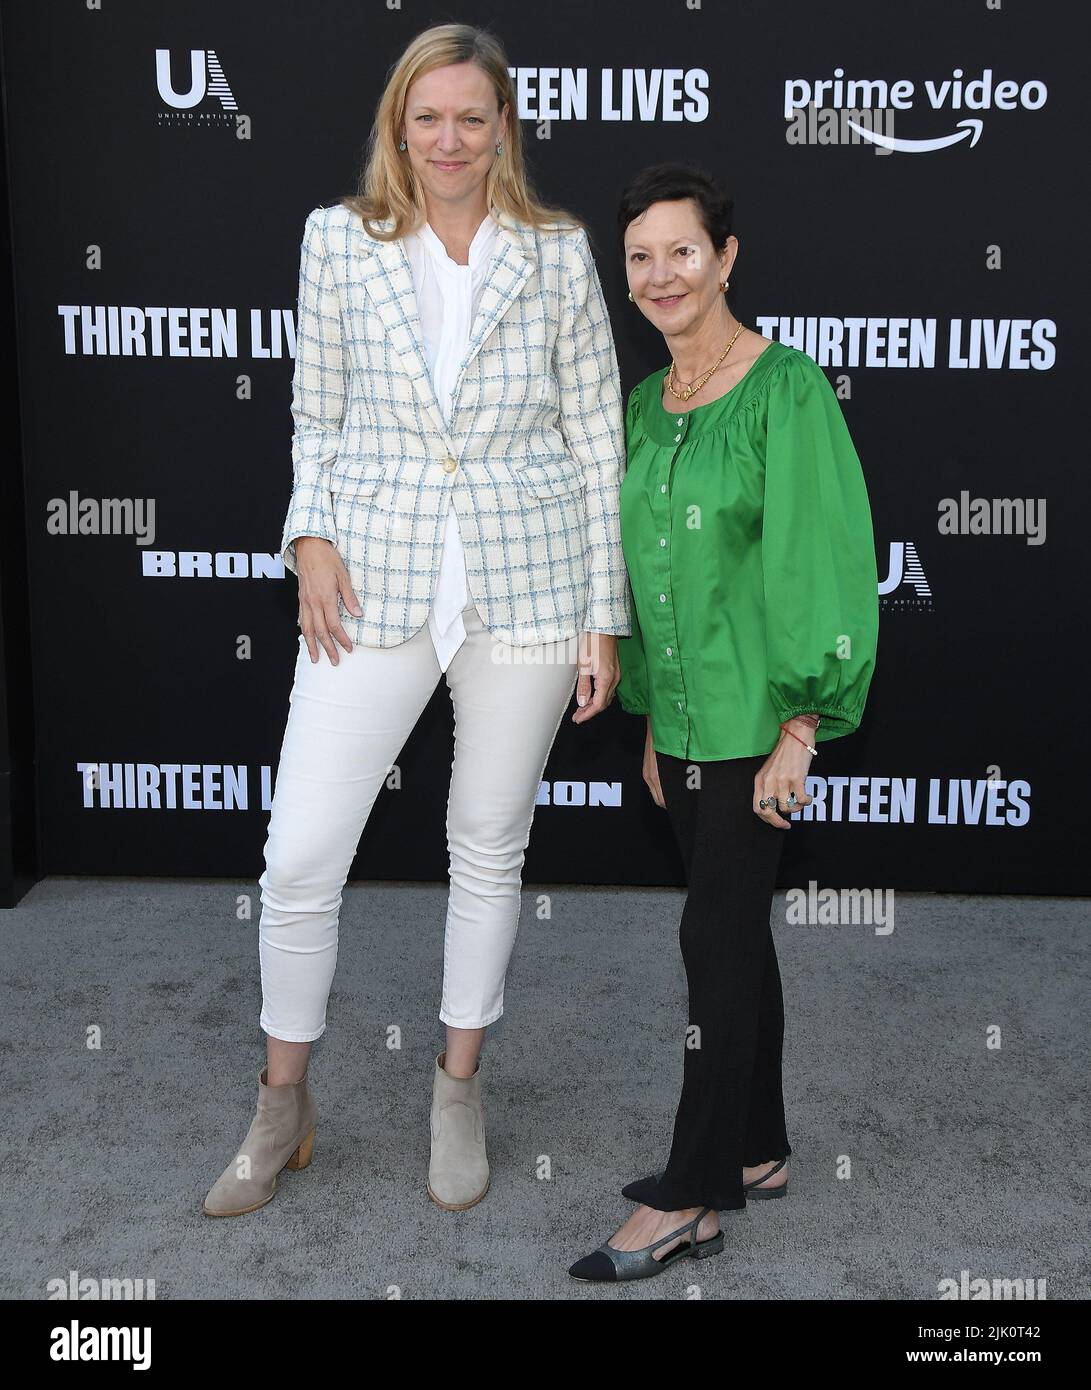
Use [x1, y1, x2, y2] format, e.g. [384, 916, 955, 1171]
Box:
[784, 67, 1047, 154]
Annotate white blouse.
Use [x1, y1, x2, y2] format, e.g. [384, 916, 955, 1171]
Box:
[403, 213, 499, 671]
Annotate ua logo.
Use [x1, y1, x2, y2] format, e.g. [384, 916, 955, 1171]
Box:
[155, 49, 238, 111]
[879, 540, 931, 597]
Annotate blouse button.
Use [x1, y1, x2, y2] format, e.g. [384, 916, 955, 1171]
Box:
[676, 701, 683, 711]
[660, 484, 667, 494]
[659, 538, 666, 546]
[666, 646, 673, 656]
[659, 594, 666, 603]
[674, 433, 681, 443]
[676, 418, 684, 426]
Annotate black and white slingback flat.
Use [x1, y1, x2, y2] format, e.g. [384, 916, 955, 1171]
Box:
[568, 1206, 723, 1283]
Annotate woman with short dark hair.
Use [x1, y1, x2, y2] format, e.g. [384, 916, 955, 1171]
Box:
[569, 162, 879, 1282]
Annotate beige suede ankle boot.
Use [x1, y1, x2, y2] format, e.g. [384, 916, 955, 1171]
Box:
[427, 1051, 489, 1211]
[203, 1065, 318, 1217]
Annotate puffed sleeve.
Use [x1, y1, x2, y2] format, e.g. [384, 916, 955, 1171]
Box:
[615, 386, 651, 716]
[553, 227, 631, 635]
[761, 352, 879, 740]
[279, 208, 344, 575]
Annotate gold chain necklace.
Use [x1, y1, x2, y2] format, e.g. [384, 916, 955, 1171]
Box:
[667, 321, 746, 402]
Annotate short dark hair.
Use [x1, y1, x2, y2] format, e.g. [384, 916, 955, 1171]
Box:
[616, 162, 735, 263]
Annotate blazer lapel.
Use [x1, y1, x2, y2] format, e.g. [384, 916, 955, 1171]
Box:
[351, 209, 537, 444]
[451, 208, 536, 401]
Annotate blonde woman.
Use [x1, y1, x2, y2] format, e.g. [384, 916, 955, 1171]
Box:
[204, 23, 629, 1217]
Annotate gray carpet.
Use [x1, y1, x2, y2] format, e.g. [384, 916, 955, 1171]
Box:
[1, 878, 1086, 1300]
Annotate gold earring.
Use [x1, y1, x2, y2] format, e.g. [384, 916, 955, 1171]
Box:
[721, 280, 729, 291]
[628, 291, 634, 301]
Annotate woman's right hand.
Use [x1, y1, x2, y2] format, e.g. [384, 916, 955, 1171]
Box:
[642, 716, 665, 808]
[294, 536, 363, 665]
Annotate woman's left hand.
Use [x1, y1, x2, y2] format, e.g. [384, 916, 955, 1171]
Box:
[753, 722, 816, 828]
[571, 632, 620, 723]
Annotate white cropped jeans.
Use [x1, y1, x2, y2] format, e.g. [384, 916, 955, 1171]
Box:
[257, 601, 580, 1040]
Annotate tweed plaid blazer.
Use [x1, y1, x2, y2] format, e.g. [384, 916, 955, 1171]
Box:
[278, 202, 633, 647]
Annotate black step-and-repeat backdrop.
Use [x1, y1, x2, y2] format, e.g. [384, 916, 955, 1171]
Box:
[2, 2, 1084, 895]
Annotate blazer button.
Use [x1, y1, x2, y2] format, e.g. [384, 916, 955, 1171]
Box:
[442, 455, 458, 473]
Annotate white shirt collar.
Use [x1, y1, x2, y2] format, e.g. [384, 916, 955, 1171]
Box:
[417, 213, 497, 272]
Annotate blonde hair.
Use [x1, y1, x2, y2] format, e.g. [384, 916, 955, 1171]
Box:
[340, 22, 587, 241]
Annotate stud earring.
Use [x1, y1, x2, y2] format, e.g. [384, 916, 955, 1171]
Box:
[398, 139, 407, 151]
[721, 280, 729, 291]
[628, 291, 634, 301]
[496, 142, 502, 155]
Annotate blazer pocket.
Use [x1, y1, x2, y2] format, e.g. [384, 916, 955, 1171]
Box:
[512, 455, 587, 500]
[330, 458, 387, 502]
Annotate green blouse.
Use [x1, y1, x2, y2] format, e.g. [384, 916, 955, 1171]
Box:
[615, 341, 879, 760]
